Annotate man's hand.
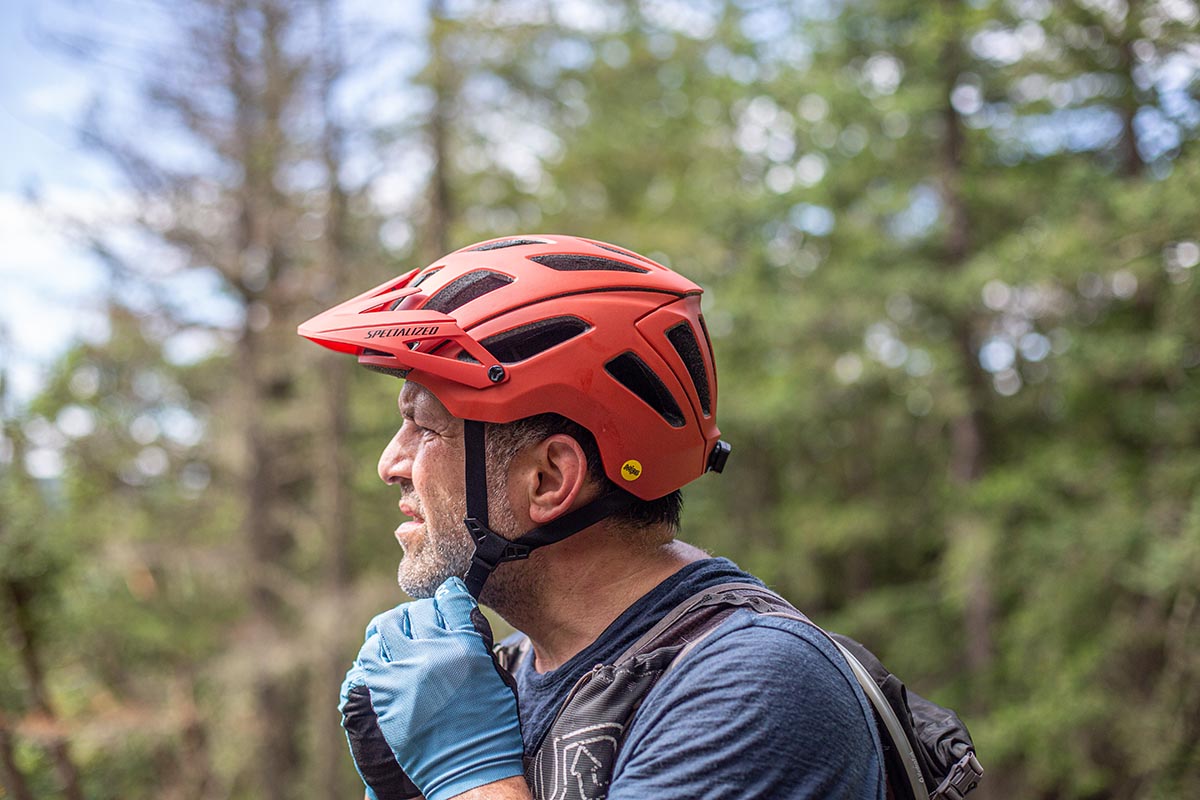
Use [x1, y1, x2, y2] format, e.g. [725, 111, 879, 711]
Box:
[339, 578, 526, 800]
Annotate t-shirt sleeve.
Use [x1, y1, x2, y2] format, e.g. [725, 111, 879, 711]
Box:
[609, 611, 885, 800]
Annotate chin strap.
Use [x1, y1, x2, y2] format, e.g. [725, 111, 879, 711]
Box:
[461, 419, 638, 599]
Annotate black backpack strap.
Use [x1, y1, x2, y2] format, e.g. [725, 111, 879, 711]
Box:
[641, 583, 970, 800]
[823, 631, 931, 800]
[615, 581, 788, 663]
[521, 582, 790, 799]
[517, 581, 981, 800]
[832, 636, 983, 800]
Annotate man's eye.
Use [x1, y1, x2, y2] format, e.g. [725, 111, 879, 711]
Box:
[403, 414, 433, 435]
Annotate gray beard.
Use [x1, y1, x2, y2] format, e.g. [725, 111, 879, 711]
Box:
[396, 525, 476, 598]
[397, 490, 522, 599]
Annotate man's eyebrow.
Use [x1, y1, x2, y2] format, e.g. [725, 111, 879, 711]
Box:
[397, 384, 426, 413]
[398, 390, 446, 425]
[398, 399, 425, 419]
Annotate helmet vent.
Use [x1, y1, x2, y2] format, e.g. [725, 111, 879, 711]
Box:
[529, 254, 650, 274]
[666, 322, 712, 416]
[605, 352, 686, 428]
[361, 363, 411, 379]
[596, 243, 654, 264]
[389, 293, 427, 311]
[698, 314, 714, 355]
[480, 316, 591, 364]
[469, 238, 549, 251]
[359, 348, 413, 379]
[391, 267, 441, 309]
[423, 270, 514, 313]
[411, 267, 442, 287]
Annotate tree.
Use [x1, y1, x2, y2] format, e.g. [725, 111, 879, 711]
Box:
[22, 0, 395, 795]
[9, 0, 1197, 796]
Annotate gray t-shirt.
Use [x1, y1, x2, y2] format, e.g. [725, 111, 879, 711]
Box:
[513, 558, 886, 799]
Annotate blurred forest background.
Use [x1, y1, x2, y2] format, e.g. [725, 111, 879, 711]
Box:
[1, 0, 1198, 798]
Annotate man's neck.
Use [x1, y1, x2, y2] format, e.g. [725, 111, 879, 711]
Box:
[488, 535, 709, 673]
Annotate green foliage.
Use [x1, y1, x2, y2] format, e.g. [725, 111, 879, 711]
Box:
[4, 0, 1198, 797]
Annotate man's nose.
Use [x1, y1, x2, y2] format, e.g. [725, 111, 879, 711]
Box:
[378, 429, 412, 485]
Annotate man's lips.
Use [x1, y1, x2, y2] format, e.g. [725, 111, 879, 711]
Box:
[395, 502, 424, 544]
[399, 501, 424, 523]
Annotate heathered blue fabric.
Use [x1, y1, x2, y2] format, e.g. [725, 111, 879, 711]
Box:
[512, 558, 886, 799]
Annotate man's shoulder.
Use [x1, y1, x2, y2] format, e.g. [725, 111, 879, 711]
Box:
[658, 607, 862, 697]
[627, 606, 880, 746]
[612, 608, 886, 798]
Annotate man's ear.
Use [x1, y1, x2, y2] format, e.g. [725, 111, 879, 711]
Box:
[525, 434, 590, 525]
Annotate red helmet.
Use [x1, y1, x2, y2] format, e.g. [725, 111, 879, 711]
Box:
[298, 234, 726, 500]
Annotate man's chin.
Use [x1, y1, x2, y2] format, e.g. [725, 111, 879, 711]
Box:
[397, 563, 461, 599]
[396, 569, 431, 599]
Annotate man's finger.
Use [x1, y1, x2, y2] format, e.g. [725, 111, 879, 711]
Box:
[356, 632, 389, 666]
[373, 607, 413, 656]
[433, 577, 477, 633]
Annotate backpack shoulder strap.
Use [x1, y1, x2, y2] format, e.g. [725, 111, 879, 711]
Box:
[521, 581, 788, 800]
[641, 583, 934, 800]
[519, 581, 979, 800]
[614, 581, 790, 663]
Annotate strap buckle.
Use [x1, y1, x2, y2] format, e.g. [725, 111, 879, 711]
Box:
[933, 752, 983, 800]
[464, 517, 532, 571]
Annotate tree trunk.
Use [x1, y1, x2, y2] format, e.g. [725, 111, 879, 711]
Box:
[313, 347, 354, 800]
[938, 0, 996, 685]
[0, 711, 36, 800]
[313, 2, 356, 794]
[228, 0, 303, 790]
[1116, 0, 1145, 178]
[2, 582, 84, 800]
[427, 0, 454, 257]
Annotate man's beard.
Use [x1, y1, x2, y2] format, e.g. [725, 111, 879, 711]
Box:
[396, 484, 521, 599]
[396, 518, 476, 598]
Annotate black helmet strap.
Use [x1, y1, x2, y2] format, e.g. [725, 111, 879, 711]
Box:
[461, 419, 638, 598]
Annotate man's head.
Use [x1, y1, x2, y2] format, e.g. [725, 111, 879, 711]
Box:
[300, 234, 728, 597]
[378, 381, 683, 598]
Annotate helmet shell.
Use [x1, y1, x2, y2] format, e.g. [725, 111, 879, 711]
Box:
[298, 235, 721, 500]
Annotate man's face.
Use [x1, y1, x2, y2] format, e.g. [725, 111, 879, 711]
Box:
[378, 382, 520, 598]
[377, 382, 473, 597]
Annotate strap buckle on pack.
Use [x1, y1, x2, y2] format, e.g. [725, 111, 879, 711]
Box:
[718, 589, 780, 614]
[932, 752, 984, 800]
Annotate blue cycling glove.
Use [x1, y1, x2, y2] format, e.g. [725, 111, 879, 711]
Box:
[339, 577, 525, 800]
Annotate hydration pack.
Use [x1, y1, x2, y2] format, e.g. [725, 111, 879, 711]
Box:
[497, 582, 983, 800]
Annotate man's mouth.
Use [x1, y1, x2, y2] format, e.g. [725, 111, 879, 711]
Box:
[395, 501, 425, 545]
[399, 500, 424, 523]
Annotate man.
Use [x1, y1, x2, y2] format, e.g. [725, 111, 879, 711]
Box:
[299, 235, 885, 800]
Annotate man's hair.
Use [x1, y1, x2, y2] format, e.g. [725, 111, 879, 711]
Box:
[487, 413, 683, 531]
